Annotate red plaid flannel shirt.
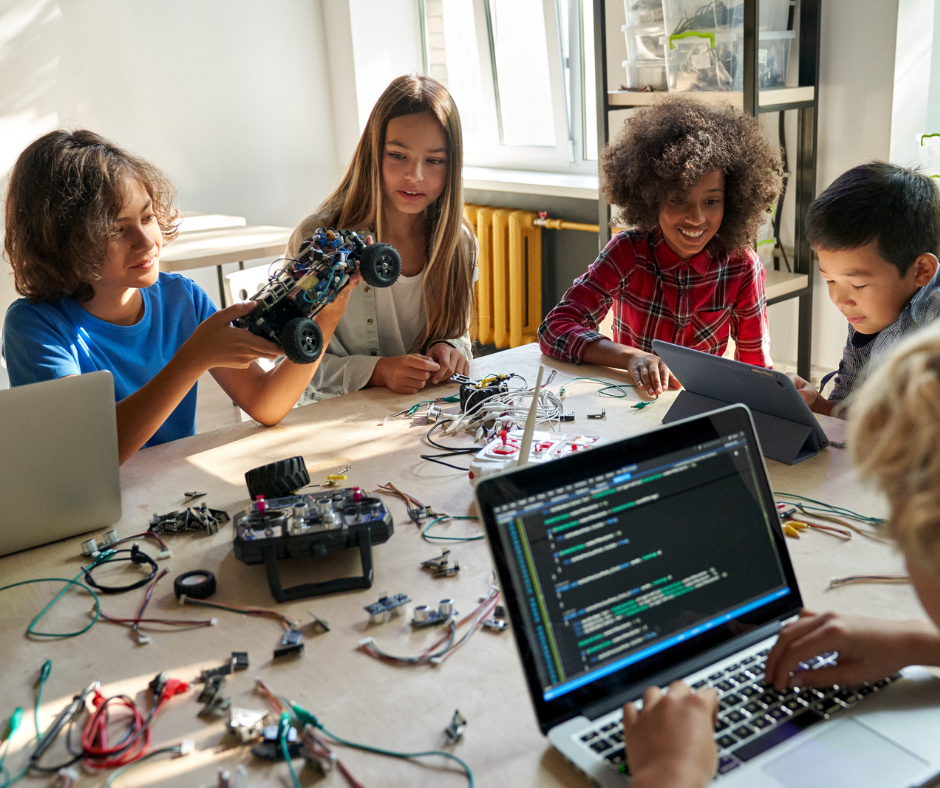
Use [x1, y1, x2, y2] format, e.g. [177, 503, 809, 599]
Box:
[538, 229, 772, 367]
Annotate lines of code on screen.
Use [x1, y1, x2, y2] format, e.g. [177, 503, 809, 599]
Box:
[503, 441, 786, 695]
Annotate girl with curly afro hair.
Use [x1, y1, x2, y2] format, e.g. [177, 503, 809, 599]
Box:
[538, 96, 782, 395]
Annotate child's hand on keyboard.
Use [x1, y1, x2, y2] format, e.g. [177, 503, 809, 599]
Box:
[765, 609, 940, 690]
[622, 681, 718, 788]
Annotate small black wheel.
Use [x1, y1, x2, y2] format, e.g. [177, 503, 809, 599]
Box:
[281, 317, 323, 365]
[245, 456, 310, 500]
[359, 243, 402, 288]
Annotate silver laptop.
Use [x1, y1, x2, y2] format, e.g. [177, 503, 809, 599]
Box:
[0, 371, 121, 556]
[475, 405, 940, 787]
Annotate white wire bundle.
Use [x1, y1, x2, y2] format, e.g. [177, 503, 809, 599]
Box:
[440, 386, 564, 436]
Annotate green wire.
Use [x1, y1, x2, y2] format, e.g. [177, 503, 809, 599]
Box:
[318, 723, 474, 787]
[279, 712, 302, 788]
[0, 576, 101, 639]
[286, 701, 474, 787]
[0, 708, 23, 780]
[34, 662, 51, 742]
[407, 399, 438, 416]
[773, 492, 885, 525]
[102, 746, 181, 787]
[422, 516, 484, 543]
[0, 551, 116, 639]
[0, 764, 27, 788]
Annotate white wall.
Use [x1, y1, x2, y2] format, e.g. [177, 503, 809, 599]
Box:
[813, 0, 900, 370]
[889, 0, 934, 168]
[350, 0, 424, 133]
[322, 0, 424, 167]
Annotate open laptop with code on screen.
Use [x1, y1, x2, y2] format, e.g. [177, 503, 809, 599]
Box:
[475, 405, 940, 787]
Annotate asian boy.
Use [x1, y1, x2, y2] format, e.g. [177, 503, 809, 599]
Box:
[790, 162, 940, 416]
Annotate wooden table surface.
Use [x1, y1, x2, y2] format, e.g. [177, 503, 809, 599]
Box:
[0, 345, 913, 787]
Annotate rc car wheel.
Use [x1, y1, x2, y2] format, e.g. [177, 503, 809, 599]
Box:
[245, 456, 310, 500]
[359, 243, 402, 288]
[281, 317, 323, 364]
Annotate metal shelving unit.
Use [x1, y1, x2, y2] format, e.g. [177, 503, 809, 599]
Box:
[593, 0, 820, 377]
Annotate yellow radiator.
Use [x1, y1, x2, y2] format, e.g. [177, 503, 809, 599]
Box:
[464, 205, 542, 349]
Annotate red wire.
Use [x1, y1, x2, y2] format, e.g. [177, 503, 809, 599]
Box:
[81, 694, 151, 768]
[98, 612, 215, 627]
[81, 684, 184, 769]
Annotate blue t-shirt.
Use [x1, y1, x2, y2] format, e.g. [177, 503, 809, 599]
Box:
[2, 273, 217, 447]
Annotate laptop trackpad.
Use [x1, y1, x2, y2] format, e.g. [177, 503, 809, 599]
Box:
[761, 719, 926, 787]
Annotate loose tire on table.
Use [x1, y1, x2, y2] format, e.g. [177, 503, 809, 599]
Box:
[245, 456, 310, 500]
[281, 317, 323, 364]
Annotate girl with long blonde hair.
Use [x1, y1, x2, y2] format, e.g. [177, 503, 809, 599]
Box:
[286, 74, 475, 399]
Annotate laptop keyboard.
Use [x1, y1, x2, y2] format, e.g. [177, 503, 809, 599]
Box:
[579, 647, 899, 779]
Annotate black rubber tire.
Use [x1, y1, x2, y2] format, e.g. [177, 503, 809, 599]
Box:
[359, 243, 402, 288]
[245, 456, 310, 500]
[281, 317, 323, 364]
[174, 570, 217, 600]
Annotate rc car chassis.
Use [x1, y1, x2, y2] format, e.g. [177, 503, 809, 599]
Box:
[233, 228, 402, 365]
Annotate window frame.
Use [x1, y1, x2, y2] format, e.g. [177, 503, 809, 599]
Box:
[425, 0, 597, 175]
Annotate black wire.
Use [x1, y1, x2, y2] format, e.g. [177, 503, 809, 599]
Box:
[66, 708, 84, 758]
[28, 705, 85, 773]
[773, 112, 792, 273]
[81, 547, 158, 594]
[28, 749, 83, 773]
[420, 454, 472, 472]
[424, 422, 478, 455]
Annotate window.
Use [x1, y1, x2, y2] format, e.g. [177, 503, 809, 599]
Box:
[422, 0, 597, 174]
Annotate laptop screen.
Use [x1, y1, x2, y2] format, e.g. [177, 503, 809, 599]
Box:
[476, 405, 801, 732]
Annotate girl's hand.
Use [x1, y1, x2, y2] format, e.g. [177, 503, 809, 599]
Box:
[628, 350, 679, 397]
[186, 302, 283, 370]
[765, 610, 937, 690]
[370, 354, 441, 394]
[426, 342, 469, 384]
[623, 682, 718, 788]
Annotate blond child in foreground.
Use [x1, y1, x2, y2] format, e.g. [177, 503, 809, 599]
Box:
[622, 323, 940, 787]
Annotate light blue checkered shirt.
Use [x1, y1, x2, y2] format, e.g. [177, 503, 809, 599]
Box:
[827, 267, 940, 403]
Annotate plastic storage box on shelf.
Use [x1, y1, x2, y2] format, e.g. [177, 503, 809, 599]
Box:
[662, 0, 790, 38]
[624, 0, 664, 25]
[757, 30, 795, 88]
[622, 22, 667, 62]
[664, 29, 794, 92]
[756, 206, 776, 267]
[622, 59, 668, 91]
[917, 134, 940, 178]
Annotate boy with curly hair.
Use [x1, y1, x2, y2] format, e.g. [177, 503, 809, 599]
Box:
[789, 162, 940, 416]
[620, 324, 940, 787]
[538, 96, 782, 396]
[2, 130, 352, 464]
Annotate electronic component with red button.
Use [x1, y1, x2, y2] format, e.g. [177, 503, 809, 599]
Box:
[467, 429, 603, 485]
